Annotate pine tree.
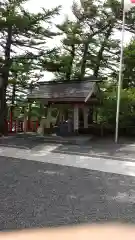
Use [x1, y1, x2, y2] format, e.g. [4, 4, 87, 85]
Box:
[111, 39, 135, 89]
[0, 0, 60, 134]
[44, 0, 122, 81]
[73, 0, 122, 79]
[7, 56, 43, 119]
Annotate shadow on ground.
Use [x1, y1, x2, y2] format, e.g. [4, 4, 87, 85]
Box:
[1, 156, 135, 230]
[1, 135, 135, 159]
[52, 137, 135, 160]
[0, 134, 47, 149]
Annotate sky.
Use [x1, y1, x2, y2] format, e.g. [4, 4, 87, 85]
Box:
[24, 0, 75, 16]
[24, 0, 78, 80]
[24, 0, 132, 81]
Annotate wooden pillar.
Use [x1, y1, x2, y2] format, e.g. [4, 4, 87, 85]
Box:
[73, 104, 79, 134]
[10, 106, 13, 132]
[59, 111, 63, 123]
[27, 103, 32, 131]
[46, 104, 52, 129]
[23, 106, 27, 133]
[59, 105, 64, 123]
[83, 105, 88, 129]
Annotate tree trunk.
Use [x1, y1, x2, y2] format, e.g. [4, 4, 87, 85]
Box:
[0, 83, 8, 135]
[94, 25, 112, 78]
[65, 45, 75, 81]
[80, 42, 89, 80]
[27, 83, 33, 131]
[10, 82, 16, 120]
[0, 26, 12, 135]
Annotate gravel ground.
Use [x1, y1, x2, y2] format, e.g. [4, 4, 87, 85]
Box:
[0, 155, 135, 231]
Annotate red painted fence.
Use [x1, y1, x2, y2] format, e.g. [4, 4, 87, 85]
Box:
[6, 120, 39, 133]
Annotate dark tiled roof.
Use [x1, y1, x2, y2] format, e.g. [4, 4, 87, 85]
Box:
[28, 80, 99, 101]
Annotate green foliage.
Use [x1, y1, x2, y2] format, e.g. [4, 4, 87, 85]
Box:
[98, 87, 135, 128]
[1, 0, 135, 136]
[112, 39, 135, 89]
[43, 0, 122, 81]
[0, 0, 61, 133]
[0, 0, 61, 104]
[123, 40, 135, 88]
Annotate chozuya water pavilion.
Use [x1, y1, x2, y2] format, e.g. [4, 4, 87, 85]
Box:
[27, 77, 101, 136]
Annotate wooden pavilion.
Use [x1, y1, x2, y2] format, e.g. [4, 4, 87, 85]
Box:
[27, 78, 101, 135]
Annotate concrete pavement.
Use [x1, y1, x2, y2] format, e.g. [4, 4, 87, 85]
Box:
[0, 142, 135, 176]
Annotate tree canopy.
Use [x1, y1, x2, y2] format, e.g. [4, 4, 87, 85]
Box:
[1, 0, 135, 135]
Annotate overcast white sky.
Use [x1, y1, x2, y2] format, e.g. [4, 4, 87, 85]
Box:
[24, 0, 75, 16]
[24, 0, 78, 80]
[24, 0, 132, 81]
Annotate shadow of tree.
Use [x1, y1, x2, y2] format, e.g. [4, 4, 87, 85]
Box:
[1, 135, 135, 160]
[0, 134, 47, 149]
[52, 139, 135, 161]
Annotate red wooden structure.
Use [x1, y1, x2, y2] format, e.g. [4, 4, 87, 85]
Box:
[7, 119, 39, 133]
[6, 108, 39, 134]
[7, 113, 39, 134]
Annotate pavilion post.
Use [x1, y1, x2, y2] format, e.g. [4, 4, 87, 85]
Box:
[83, 105, 88, 129]
[73, 104, 79, 134]
[23, 106, 27, 133]
[59, 111, 63, 123]
[46, 104, 52, 132]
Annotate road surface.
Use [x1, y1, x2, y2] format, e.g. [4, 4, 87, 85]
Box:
[0, 136, 135, 230]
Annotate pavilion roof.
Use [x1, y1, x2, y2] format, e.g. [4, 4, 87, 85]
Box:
[28, 79, 101, 103]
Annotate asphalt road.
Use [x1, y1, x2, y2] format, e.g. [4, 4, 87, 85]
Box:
[0, 155, 135, 231]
